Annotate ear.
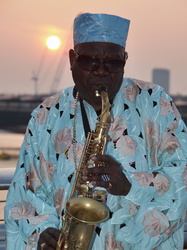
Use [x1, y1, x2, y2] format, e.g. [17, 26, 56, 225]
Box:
[124, 51, 128, 66]
[69, 49, 75, 69]
[125, 52, 128, 60]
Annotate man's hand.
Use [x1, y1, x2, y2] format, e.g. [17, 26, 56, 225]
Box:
[37, 227, 60, 250]
[82, 155, 131, 195]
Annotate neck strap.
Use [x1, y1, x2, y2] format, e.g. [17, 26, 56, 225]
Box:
[80, 98, 91, 138]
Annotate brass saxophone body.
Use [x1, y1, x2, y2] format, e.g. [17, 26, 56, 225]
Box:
[57, 85, 111, 250]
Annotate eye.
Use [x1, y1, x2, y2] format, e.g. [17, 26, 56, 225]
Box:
[77, 56, 99, 71]
[105, 59, 125, 72]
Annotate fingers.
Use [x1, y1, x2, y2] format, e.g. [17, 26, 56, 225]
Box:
[91, 180, 112, 190]
[81, 154, 131, 195]
[81, 155, 122, 188]
[38, 227, 60, 250]
[92, 155, 123, 174]
[82, 167, 111, 177]
[91, 154, 119, 166]
[82, 155, 122, 177]
[39, 244, 53, 250]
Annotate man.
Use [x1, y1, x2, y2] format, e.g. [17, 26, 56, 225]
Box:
[4, 13, 187, 250]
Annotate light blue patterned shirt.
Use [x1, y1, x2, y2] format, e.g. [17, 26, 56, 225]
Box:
[5, 78, 187, 249]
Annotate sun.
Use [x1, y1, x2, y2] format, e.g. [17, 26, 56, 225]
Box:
[46, 36, 61, 50]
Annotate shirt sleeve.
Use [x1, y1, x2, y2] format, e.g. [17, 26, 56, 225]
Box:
[4, 108, 60, 250]
[113, 89, 187, 249]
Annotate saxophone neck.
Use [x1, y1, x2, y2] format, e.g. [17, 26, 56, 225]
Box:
[97, 86, 112, 125]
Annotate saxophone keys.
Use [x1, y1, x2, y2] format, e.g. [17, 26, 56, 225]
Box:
[95, 90, 100, 97]
[78, 183, 89, 195]
[88, 182, 94, 188]
[92, 190, 107, 203]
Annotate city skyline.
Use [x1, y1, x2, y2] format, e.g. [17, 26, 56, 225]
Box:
[1, 0, 187, 96]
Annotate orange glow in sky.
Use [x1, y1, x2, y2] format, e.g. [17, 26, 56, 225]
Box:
[1, 0, 187, 95]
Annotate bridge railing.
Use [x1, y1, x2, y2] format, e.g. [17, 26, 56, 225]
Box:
[0, 168, 15, 249]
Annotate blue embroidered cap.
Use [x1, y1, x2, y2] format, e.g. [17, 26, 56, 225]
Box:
[73, 13, 130, 48]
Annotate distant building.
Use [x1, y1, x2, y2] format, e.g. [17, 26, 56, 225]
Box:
[152, 69, 170, 94]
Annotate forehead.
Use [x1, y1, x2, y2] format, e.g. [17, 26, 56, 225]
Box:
[75, 42, 125, 57]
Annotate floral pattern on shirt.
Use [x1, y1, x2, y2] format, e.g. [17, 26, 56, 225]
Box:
[133, 172, 154, 188]
[153, 174, 170, 195]
[36, 107, 49, 125]
[167, 120, 178, 133]
[109, 116, 127, 141]
[26, 233, 40, 250]
[10, 200, 49, 225]
[39, 153, 54, 182]
[143, 209, 170, 237]
[54, 188, 66, 217]
[41, 91, 62, 108]
[122, 84, 139, 102]
[133, 172, 170, 195]
[105, 232, 124, 250]
[26, 162, 42, 192]
[144, 120, 159, 149]
[116, 135, 138, 156]
[160, 97, 175, 117]
[131, 79, 157, 90]
[164, 222, 178, 238]
[68, 142, 84, 163]
[53, 127, 73, 154]
[159, 131, 181, 155]
[182, 165, 187, 191]
[129, 203, 140, 216]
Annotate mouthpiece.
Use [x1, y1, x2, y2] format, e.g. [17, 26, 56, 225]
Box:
[95, 85, 108, 97]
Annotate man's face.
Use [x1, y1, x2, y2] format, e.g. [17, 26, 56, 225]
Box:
[69, 42, 127, 110]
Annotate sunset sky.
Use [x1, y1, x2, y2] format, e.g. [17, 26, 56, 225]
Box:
[1, 0, 187, 96]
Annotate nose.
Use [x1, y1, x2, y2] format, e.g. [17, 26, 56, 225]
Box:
[92, 61, 109, 76]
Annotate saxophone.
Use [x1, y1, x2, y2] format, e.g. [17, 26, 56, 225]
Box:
[56, 85, 112, 250]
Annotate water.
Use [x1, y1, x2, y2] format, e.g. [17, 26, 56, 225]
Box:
[0, 134, 22, 168]
[0, 158, 17, 169]
[0, 129, 21, 169]
[0, 130, 12, 134]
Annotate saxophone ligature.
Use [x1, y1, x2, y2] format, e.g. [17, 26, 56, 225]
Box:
[56, 85, 112, 250]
